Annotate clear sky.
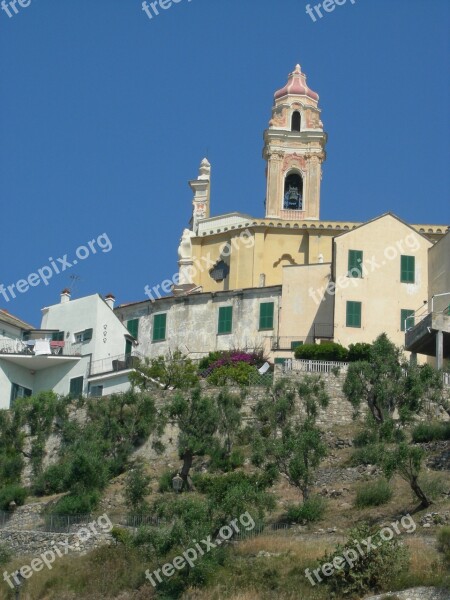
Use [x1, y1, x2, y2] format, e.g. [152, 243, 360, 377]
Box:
[1, 0, 449, 325]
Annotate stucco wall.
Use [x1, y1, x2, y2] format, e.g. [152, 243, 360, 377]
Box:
[116, 288, 282, 361]
[333, 215, 431, 350]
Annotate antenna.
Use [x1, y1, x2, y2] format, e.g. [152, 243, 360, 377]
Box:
[68, 274, 81, 296]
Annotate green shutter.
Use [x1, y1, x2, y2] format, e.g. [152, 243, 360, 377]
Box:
[348, 250, 363, 278]
[127, 319, 139, 339]
[83, 328, 93, 341]
[218, 306, 233, 334]
[153, 313, 167, 342]
[259, 302, 274, 330]
[400, 309, 415, 332]
[69, 376, 83, 398]
[346, 301, 362, 328]
[401, 255, 415, 283]
[125, 339, 133, 356]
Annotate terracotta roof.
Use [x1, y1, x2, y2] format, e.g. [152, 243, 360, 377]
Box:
[0, 309, 35, 331]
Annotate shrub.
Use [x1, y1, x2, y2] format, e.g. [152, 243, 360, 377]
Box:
[111, 526, 133, 547]
[294, 343, 348, 362]
[355, 479, 393, 508]
[32, 462, 70, 496]
[286, 496, 326, 523]
[0, 484, 27, 511]
[321, 522, 409, 597]
[350, 443, 383, 466]
[0, 453, 24, 485]
[201, 350, 264, 378]
[124, 460, 151, 512]
[49, 491, 100, 515]
[353, 429, 378, 447]
[158, 469, 178, 493]
[437, 526, 450, 567]
[207, 362, 258, 386]
[64, 449, 110, 492]
[412, 422, 450, 443]
[347, 343, 372, 362]
[209, 446, 245, 472]
[198, 351, 223, 371]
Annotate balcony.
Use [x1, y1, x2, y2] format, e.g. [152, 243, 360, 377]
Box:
[89, 351, 144, 377]
[0, 339, 82, 370]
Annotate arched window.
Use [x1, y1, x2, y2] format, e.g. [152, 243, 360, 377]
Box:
[291, 111, 301, 132]
[283, 172, 303, 210]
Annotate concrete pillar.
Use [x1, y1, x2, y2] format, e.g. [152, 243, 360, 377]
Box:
[436, 330, 443, 370]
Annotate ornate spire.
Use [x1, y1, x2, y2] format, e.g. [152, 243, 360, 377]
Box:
[274, 64, 319, 102]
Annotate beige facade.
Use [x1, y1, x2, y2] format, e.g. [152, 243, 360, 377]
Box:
[332, 214, 432, 350]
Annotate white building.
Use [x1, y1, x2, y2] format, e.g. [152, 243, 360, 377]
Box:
[0, 291, 137, 409]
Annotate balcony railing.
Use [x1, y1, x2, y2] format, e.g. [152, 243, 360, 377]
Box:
[90, 351, 144, 377]
[283, 358, 349, 374]
[0, 339, 82, 357]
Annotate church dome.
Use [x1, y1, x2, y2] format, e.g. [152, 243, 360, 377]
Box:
[274, 64, 319, 102]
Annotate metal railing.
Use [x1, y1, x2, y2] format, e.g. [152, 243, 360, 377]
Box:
[283, 358, 349, 374]
[0, 339, 82, 357]
[90, 351, 144, 377]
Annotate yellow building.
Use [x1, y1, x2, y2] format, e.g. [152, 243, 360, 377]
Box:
[170, 64, 448, 359]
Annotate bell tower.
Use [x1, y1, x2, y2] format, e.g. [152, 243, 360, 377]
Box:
[263, 64, 327, 220]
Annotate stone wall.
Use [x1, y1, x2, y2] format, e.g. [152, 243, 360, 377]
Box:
[0, 529, 112, 557]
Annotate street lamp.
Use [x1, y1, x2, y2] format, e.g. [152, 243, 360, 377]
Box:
[172, 474, 183, 493]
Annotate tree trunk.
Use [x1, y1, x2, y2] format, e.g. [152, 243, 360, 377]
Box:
[411, 475, 432, 508]
[180, 450, 193, 491]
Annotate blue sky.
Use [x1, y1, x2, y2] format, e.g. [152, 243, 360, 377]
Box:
[1, 0, 449, 325]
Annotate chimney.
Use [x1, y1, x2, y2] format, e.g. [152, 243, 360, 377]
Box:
[105, 293, 115, 310]
[61, 289, 71, 304]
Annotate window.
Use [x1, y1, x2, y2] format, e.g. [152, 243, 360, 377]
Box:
[153, 313, 167, 342]
[401, 255, 415, 283]
[51, 331, 64, 341]
[401, 309, 415, 331]
[69, 376, 84, 398]
[291, 111, 301, 132]
[218, 306, 233, 334]
[125, 339, 133, 356]
[127, 319, 139, 339]
[259, 302, 274, 330]
[90, 385, 103, 398]
[348, 250, 363, 278]
[291, 341, 303, 350]
[74, 328, 93, 343]
[346, 301, 362, 328]
[283, 172, 303, 210]
[10, 383, 32, 406]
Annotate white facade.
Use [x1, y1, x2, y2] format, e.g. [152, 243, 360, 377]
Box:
[0, 293, 135, 409]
